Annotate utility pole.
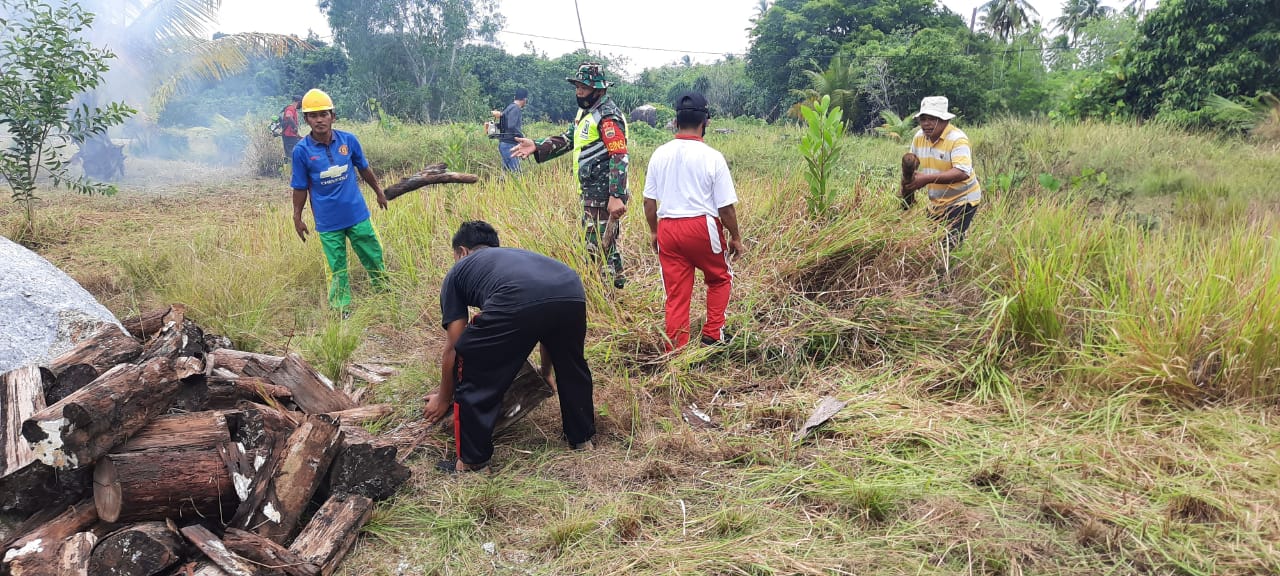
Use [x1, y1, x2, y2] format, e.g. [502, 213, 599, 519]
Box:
[574, 0, 589, 52]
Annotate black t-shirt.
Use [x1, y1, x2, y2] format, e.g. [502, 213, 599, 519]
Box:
[439, 247, 585, 327]
[498, 102, 523, 143]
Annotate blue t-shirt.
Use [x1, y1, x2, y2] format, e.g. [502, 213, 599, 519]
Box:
[291, 130, 371, 232]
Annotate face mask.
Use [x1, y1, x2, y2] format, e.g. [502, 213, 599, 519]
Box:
[577, 91, 601, 110]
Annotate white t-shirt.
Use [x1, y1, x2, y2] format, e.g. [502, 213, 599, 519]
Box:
[642, 137, 738, 218]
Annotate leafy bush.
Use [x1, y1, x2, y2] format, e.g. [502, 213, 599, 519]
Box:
[797, 95, 845, 217]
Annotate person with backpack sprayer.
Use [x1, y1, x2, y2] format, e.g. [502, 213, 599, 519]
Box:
[280, 94, 303, 157]
[511, 62, 631, 289]
[290, 88, 389, 315]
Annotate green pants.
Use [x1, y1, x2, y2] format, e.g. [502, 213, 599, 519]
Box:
[319, 219, 386, 309]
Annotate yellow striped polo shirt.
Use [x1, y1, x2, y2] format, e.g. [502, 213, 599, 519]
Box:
[909, 124, 982, 212]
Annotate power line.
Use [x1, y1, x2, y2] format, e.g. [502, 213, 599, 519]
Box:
[498, 29, 745, 57]
[499, 28, 1120, 62]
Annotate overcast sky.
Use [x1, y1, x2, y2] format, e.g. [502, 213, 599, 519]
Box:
[215, 0, 1152, 74]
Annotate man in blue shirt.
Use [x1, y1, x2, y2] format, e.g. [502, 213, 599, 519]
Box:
[290, 88, 389, 312]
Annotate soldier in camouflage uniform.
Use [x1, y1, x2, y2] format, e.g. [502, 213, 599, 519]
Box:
[512, 62, 630, 288]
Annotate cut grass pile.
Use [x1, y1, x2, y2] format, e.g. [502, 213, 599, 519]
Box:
[3, 117, 1278, 575]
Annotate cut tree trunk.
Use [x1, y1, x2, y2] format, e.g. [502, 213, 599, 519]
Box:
[88, 522, 186, 576]
[384, 164, 479, 201]
[1, 366, 46, 477]
[205, 349, 284, 378]
[0, 461, 92, 515]
[233, 414, 342, 543]
[325, 426, 409, 502]
[115, 411, 231, 452]
[93, 445, 237, 523]
[288, 493, 374, 576]
[263, 354, 355, 415]
[120, 306, 175, 340]
[44, 325, 142, 378]
[1, 499, 98, 575]
[325, 404, 392, 425]
[222, 528, 319, 576]
[56, 532, 96, 576]
[42, 326, 141, 402]
[179, 525, 260, 576]
[139, 319, 205, 362]
[492, 360, 555, 434]
[22, 357, 199, 469]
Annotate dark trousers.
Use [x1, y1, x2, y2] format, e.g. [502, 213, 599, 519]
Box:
[453, 300, 594, 465]
[282, 135, 301, 157]
[931, 203, 977, 251]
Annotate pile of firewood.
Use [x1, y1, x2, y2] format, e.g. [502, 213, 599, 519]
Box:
[0, 304, 416, 576]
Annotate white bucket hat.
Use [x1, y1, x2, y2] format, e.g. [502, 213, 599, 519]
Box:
[913, 96, 956, 120]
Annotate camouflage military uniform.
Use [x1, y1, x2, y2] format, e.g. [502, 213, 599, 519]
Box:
[530, 63, 630, 288]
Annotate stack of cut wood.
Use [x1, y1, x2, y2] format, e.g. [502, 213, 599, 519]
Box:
[0, 304, 413, 576]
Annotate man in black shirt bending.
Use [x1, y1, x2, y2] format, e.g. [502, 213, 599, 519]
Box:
[424, 221, 595, 473]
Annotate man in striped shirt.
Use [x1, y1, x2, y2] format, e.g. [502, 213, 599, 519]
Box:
[903, 96, 981, 250]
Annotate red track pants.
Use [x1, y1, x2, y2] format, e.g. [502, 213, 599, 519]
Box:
[657, 215, 733, 349]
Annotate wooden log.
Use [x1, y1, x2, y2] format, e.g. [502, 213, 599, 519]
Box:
[325, 404, 392, 426]
[288, 493, 373, 576]
[116, 411, 232, 453]
[385, 170, 479, 201]
[22, 357, 191, 469]
[2, 499, 98, 574]
[205, 349, 284, 378]
[44, 364, 95, 405]
[88, 522, 185, 576]
[120, 306, 174, 340]
[325, 426, 409, 502]
[0, 462, 91, 515]
[179, 525, 260, 576]
[43, 325, 141, 379]
[172, 375, 293, 413]
[232, 415, 342, 543]
[222, 529, 318, 576]
[262, 354, 354, 415]
[139, 318, 205, 362]
[2, 366, 45, 477]
[93, 445, 237, 523]
[345, 363, 394, 385]
[226, 404, 299, 454]
[57, 531, 96, 576]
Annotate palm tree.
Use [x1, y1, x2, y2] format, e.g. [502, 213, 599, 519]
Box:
[787, 56, 860, 130]
[1054, 0, 1113, 44]
[979, 0, 1040, 42]
[82, 0, 306, 111]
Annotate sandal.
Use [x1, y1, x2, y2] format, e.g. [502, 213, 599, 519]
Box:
[436, 459, 490, 474]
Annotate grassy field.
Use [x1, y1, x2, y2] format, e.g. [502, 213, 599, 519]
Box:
[3, 117, 1278, 575]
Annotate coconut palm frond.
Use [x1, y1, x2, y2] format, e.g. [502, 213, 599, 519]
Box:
[127, 0, 221, 46]
[152, 32, 309, 108]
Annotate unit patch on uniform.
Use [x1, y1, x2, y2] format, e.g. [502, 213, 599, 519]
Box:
[600, 119, 626, 155]
[339, 144, 349, 156]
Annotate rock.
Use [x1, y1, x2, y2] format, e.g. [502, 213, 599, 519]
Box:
[629, 105, 657, 128]
[0, 236, 124, 374]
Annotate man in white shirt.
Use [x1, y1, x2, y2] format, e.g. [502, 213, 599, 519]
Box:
[642, 92, 744, 350]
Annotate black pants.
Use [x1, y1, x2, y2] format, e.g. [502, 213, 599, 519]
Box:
[282, 136, 301, 157]
[453, 300, 594, 465]
[931, 203, 977, 251]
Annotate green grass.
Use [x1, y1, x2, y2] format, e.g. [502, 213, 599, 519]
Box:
[5, 117, 1279, 575]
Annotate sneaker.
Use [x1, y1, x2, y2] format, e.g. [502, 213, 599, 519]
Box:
[612, 274, 626, 289]
[571, 439, 594, 451]
[700, 333, 734, 346]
